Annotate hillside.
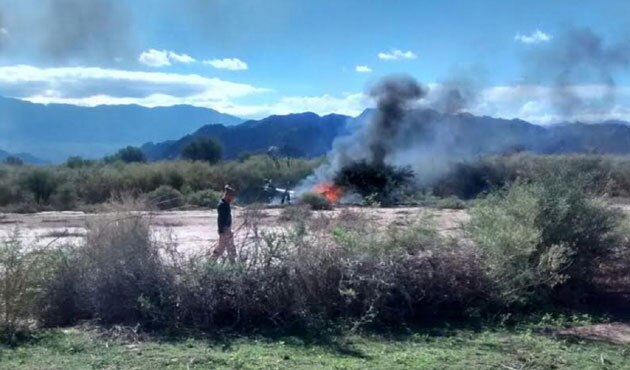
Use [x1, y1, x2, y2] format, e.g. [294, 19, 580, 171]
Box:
[142, 112, 350, 160]
[142, 109, 630, 161]
[0, 149, 47, 164]
[0, 96, 242, 162]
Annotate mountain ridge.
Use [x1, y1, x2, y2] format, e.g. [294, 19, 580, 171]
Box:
[142, 109, 630, 162]
[0, 96, 243, 162]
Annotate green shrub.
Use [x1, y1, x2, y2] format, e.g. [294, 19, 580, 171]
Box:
[186, 189, 222, 208]
[435, 196, 468, 209]
[182, 138, 222, 164]
[470, 176, 624, 306]
[147, 185, 184, 210]
[300, 192, 331, 210]
[20, 168, 58, 204]
[108, 146, 146, 163]
[0, 234, 56, 343]
[51, 183, 79, 210]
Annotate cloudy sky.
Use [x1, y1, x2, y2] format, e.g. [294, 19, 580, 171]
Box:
[0, 0, 629, 123]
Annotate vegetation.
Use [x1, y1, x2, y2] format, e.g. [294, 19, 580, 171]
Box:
[181, 137, 223, 164]
[0, 155, 321, 212]
[299, 192, 332, 210]
[470, 175, 624, 307]
[0, 155, 629, 366]
[335, 161, 414, 205]
[1, 323, 628, 369]
[106, 146, 147, 163]
[432, 153, 630, 199]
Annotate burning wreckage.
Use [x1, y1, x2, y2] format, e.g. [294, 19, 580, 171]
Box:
[299, 75, 433, 206]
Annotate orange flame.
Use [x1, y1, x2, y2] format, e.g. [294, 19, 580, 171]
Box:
[313, 182, 344, 203]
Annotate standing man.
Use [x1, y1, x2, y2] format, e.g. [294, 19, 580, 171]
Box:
[212, 185, 236, 263]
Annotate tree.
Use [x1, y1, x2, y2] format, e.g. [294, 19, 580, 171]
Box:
[110, 146, 146, 163]
[66, 156, 93, 168]
[181, 138, 222, 164]
[3, 156, 24, 166]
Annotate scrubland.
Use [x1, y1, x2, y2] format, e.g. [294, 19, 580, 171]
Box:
[1, 154, 629, 369]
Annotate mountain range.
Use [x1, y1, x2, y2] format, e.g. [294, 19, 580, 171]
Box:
[3, 94, 630, 165]
[0, 149, 47, 164]
[142, 109, 630, 161]
[142, 112, 349, 160]
[0, 96, 242, 162]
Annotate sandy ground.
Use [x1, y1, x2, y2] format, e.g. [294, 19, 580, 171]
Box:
[0, 206, 470, 255]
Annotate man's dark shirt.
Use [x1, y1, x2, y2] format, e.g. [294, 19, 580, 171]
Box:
[217, 198, 232, 234]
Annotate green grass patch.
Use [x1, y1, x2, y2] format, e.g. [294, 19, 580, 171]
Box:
[0, 326, 627, 370]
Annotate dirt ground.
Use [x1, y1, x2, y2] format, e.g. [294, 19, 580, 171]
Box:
[0, 206, 469, 256]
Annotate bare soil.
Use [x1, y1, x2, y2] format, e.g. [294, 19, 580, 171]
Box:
[0, 206, 469, 256]
[558, 323, 630, 345]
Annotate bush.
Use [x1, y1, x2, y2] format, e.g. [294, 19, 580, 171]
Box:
[32, 214, 177, 329]
[335, 161, 414, 205]
[186, 189, 222, 208]
[20, 168, 58, 204]
[470, 175, 624, 306]
[0, 234, 56, 343]
[300, 192, 331, 210]
[147, 185, 185, 210]
[50, 183, 79, 210]
[182, 138, 222, 164]
[107, 146, 147, 163]
[279, 204, 312, 222]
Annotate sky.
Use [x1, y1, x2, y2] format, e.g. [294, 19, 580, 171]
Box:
[0, 0, 629, 123]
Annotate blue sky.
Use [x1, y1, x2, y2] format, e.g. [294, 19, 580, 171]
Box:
[0, 0, 629, 122]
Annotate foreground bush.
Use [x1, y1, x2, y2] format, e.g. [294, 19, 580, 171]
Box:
[24, 209, 488, 333]
[470, 175, 625, 307]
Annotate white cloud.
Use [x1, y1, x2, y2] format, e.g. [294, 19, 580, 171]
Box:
[0, 65, 268, 114]
[138, 49, 196, 67]
[167, 52, 195, 64]
[2, 64, 628, 122]
[472, 84, 630, 124]
[514, 30, 552, 44]
[378, 49, 417, 60]
[203, 58, 248, 71]
[355, 65, 372, 73]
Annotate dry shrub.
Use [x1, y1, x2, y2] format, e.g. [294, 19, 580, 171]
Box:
[279, 204, 312, 222]
[38, 214, 177, 329]
[30, 207, 489, 333]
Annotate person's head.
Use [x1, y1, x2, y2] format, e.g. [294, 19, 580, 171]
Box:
[223, 185, 236, 203]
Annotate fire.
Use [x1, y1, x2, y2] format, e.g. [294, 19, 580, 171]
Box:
[313, 182, 343, 203]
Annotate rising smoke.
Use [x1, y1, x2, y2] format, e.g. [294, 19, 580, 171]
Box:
[299, 75, 480, 195]
[527, 27, 630, 119]
[0, 0, 133, 62]
[301, 28, 630, 199]
[42, 0, 132, 62]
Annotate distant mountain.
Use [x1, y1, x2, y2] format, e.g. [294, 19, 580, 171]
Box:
[142, 112, 350, 160]
[0, 96, 242, 162]
[0, 149, 48, 164]
[143, 109, 630, 162]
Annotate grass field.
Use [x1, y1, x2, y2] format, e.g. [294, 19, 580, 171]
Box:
[1, 325, 628, 370]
